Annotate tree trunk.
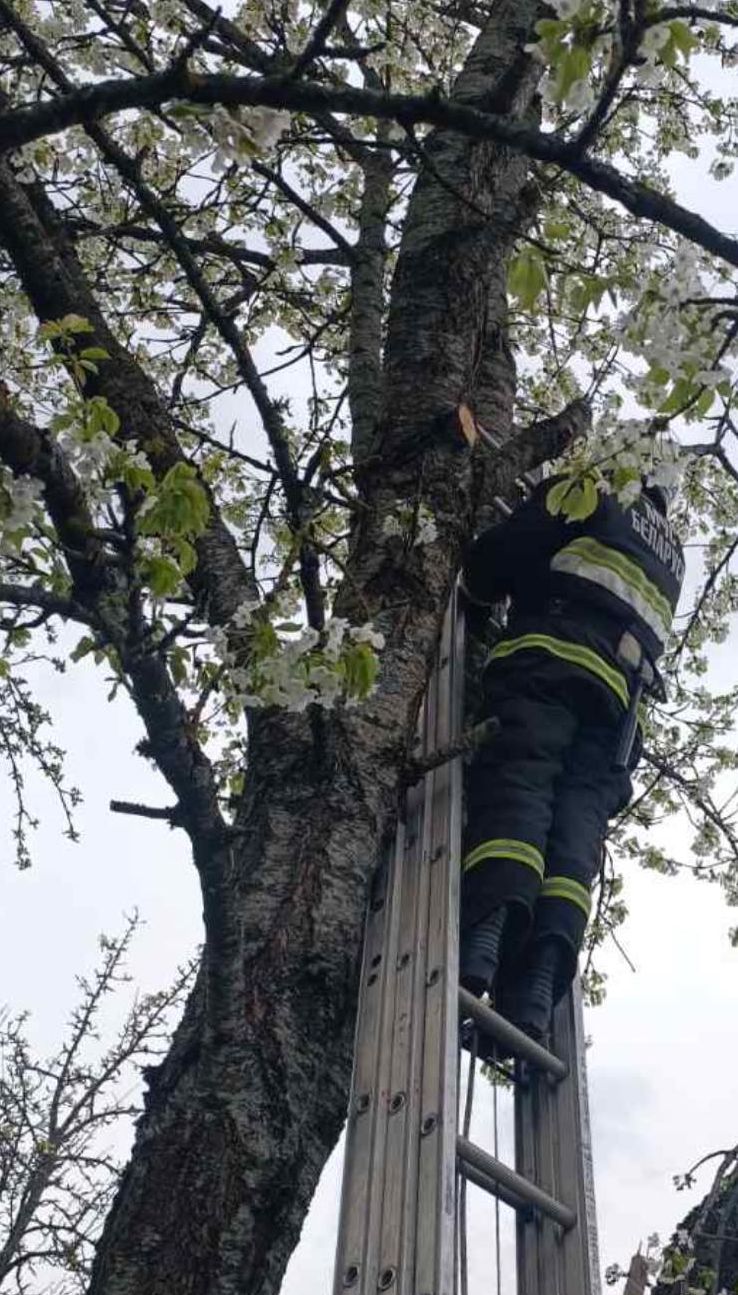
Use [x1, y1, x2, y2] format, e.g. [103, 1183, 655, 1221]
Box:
[85, 4, 552, 1292]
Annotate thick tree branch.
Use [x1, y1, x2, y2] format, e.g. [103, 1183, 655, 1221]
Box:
[1, 67, 738, 267]
[0, 581, 93, 626]
[348, 148, 393, 462]
[0, 159, 255, 627]
[67, 217, 351, 269]
[0, 400, 226, 851]
[109, 799, 183, 823]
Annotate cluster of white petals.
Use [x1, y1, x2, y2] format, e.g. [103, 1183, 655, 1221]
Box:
[208, 606, 385, 713]
[0, 469, 43, 547]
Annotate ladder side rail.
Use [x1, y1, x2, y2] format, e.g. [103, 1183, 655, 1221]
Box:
[382, 671, 439, 1294]
[333, 819, 406, 1295]
[574, 978, 603, 1294]
[515, 978, 601, 1295]
[415, 604, 462, 1295]
[547, 985, 598, 1294]
[333, 597, 460, 1295]
[515, 1057, 542, 1295]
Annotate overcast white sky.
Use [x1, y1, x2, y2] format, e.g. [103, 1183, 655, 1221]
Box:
[2, 47, 738, 1295]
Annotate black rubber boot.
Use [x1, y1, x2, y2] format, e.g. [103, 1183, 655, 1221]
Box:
[459, 905, 508, 998]
[505, 937, 566, 1043]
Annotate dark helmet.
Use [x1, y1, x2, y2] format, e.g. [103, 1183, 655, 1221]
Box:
[642, 478, 678, 515]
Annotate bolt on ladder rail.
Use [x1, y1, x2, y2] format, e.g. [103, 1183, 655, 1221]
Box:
[332, 593, 602, 1295]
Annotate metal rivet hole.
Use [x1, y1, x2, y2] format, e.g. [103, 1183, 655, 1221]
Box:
[343, 1264, 360, 1287]
[371, 896, 385, 912]
[426, 967, 440, 987]
[378, 1267, 396, 1291]
[421, 1114, 438, 1136]
[370, 953, 382, 969]
[355, 1093, 370, 1114]
[367, 972, 378, 987]
[389, 1092, 405, 1114]
[397, 951, 411, 969]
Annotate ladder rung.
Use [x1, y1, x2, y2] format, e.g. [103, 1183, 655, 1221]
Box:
[457, 1136, 577, 1231]
[458, 1160, 529, 1217]
[458, 987, 568, 1081]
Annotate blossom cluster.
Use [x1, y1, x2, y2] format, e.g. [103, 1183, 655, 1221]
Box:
[209, 106, 291, 172]
[529, 1, 701, 116]
[383, 502, 438, 546]
[0, 468, 43, 551]
[208, 599, 386, 713]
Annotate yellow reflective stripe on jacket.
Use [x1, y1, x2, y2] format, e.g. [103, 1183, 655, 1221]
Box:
[463, 837, 544, 879]
[551, 536, 672, 645]
[488, 633, 629, 709]
[540, 876, 592, 919]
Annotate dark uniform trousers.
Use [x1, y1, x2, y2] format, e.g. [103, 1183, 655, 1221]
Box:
[461, 650, 634, 987]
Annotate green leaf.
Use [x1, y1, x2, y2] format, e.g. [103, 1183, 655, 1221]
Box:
[543, 219, 570, 241]
[612, 464, 640, 494]
[669, 19, 699, 57]
[342, 642, 379, 699]
[545, 479, 572, 516]
[170, 536, 197, 576]
[70, 635, 96, 662]
[141, 555, 183, 597]
[508, 248, 548, 310]
[251, 619, 279, 658]
[646, 365, 671, 387]
[556, 44, 591, 102]
[38, 319, 62, 340]
[138, 463, 210, 540]
[563, 477, 599, 522]
[659, 376, 698, 414]
[169, 646, 189, 686]
[546, 475, 598, 522]
[58, 313, 95, 335]
[115, 453, 155, 494]
[79, 346, 111, 362]
[534, 18, 567, 41]
[693, 387, 715, 419]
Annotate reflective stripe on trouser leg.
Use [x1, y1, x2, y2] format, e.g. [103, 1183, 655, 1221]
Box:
[532, 875, 592, 992]
[539, 875, 591, 919]
[460, 839, 544, 937]
[463, 838, 545, 878]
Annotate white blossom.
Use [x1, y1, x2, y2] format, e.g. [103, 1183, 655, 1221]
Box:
[0, 471, 43, 544]
[349, 624, 386, 650]
[383, 514, 404, 538]
[232, 596, 261, 628]
[246, 108, 291, 151]
[324, 616, 349, 657]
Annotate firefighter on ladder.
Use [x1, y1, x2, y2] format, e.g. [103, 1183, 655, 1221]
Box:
[459, 472, 684, 1040]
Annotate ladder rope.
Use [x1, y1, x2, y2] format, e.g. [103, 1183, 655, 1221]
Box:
[459, 1026, 477, 1295]
[492, 1045, 502, 1295]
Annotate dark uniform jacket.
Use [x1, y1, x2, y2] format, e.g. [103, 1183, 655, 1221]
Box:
[463, 480, 685, 709]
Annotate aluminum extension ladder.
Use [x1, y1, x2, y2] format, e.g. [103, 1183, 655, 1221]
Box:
[333, 595, 602, 1295]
